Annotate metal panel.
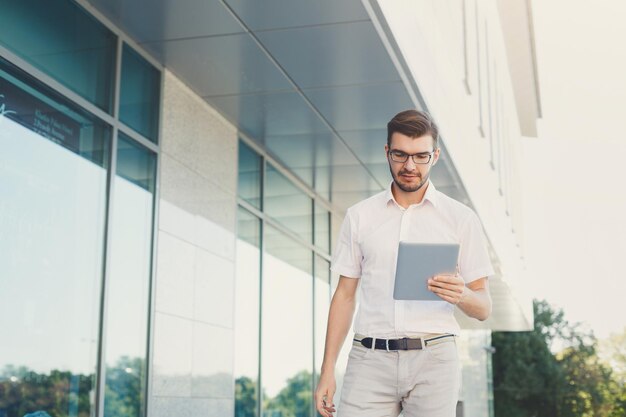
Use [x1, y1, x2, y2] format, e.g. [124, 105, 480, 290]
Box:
[223, 0, 369, 30]
[144, 33, 293, 96]
[206, 91, 330, 138]
[338, 129, 387, 164]
[88, 0, 244, 42]
[304, 82, 413, 131]
[256, 21, 400, 89]
[263, 131, 360, 188]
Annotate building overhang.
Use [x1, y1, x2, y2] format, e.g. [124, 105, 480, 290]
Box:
[83, 0, 532, 332]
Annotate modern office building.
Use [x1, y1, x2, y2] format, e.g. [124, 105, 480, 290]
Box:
[0, 0, 537, 416]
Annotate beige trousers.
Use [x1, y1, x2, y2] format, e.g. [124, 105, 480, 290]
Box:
[338, 337, 461, 417]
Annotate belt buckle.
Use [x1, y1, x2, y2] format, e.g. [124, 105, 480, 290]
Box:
[386, 339, 390, 352]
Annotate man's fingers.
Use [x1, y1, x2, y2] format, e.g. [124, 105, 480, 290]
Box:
[432, 274, 463, 284]
[316, 390, 335, 417]
[431, 286, 461, 298]
[429, 279, 463, 293]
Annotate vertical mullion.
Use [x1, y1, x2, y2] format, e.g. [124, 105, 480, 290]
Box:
[257, 154, 266, 417]
[95, 35, 123, 417]
[144, 150, 161, 417]
[462, 0, 471, 94]
[496, 71, 503, 195]
[94, 128, 116, 417]
[145, 45, 165, 417]
[485, 23, 494, 169]
[475, 1, 485, 137]
[311, 199, 317, 417]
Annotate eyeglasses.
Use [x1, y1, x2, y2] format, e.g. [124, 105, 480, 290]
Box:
[388, 149, 435, 164]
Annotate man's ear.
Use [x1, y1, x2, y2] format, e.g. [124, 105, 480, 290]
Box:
[432, 148, 441, 166]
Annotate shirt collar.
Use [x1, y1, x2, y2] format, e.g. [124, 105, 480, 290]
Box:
[385, 180, 439, 208]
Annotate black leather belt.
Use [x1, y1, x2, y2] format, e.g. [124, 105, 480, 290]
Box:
[354, 334, 455, 351]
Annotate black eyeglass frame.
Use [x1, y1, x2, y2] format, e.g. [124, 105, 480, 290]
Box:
[387, 149, 436, 165]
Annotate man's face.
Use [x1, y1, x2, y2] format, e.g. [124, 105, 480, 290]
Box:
[385, 132, 440, 193]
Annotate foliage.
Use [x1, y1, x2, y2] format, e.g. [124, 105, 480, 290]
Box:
[235, 376, 258, 417]
[0, 357, 144, 417]
[103, 356, 144, 417]
[264, 370, 312, 417]
[599, 329, 626, 386]
[493, 299, 625, 417]
[0, 365, 94, 417]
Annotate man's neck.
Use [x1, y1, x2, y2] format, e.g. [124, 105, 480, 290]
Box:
[391, 181, 429, 209]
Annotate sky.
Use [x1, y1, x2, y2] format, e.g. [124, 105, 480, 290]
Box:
[520, 0, 626, 339]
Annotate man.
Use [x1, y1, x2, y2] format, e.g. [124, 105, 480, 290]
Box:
[314, 110, 494, 417]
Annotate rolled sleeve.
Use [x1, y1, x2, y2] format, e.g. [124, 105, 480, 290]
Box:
[458, 211, 495, 283]
[330, 209, 362, 279]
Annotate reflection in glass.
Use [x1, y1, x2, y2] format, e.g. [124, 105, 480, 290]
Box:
[103, 134, 156, 417]
[238, 140, 262, 209]
[120, 45, 161, 143]
[314, 256, 331, 394]
[0, 0, 117, 112]
[314, 204, 330, 254]
[262, 226, 313, 417]
[235, 208, 261, 417]
[0, 58, 110, 416]
[265, 163, 312, 243]
[459, 330, 492, 417]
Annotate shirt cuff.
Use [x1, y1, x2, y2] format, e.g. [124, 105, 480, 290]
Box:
[330, 265, 361, 279]
[463, 267, 495, 283]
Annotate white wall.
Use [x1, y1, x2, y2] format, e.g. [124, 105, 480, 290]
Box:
[150, 71, 239, 417]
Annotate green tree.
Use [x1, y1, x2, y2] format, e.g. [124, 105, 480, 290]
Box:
[599, 328, 626, 386]
[557, 343, 615, 417]
[493, 300, 625, 417]
[235, 376, 258, 417]
[104, 356, 145, 417]
[265, 370, 312, 417]
[492, 300, 564, 417]
[0, 365, 93, 417]
[599, 328, 626, 417]
[0, 357, 146, 417]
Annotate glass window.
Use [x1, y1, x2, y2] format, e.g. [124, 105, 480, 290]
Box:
[265, 163, 313, 243]
[120, 44, 161, 143]
[0, 57, 110, 417]
[314, 203, 330, 254]
[103, 134, 156, 417]
[238, 140, 262, 209]
[262, 226, 313, 417]
[235, 208, 261, 417]
[0, 0, 117, 112]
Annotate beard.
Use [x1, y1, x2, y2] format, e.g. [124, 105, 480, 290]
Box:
[390, 166, 430, 193]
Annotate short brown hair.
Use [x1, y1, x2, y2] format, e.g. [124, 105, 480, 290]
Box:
[387, 109, 439, 148]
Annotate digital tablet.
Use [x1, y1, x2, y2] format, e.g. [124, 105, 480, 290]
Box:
[393, 242, 460, 301]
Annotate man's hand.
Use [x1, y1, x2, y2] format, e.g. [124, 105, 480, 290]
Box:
[428, 270, 467, 305]
[315, 372, 337, 417]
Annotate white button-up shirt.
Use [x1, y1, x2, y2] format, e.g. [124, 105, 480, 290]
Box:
[331, 181, 494, 337]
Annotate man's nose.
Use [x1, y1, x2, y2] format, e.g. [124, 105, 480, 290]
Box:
[404, 157, 417, 170]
